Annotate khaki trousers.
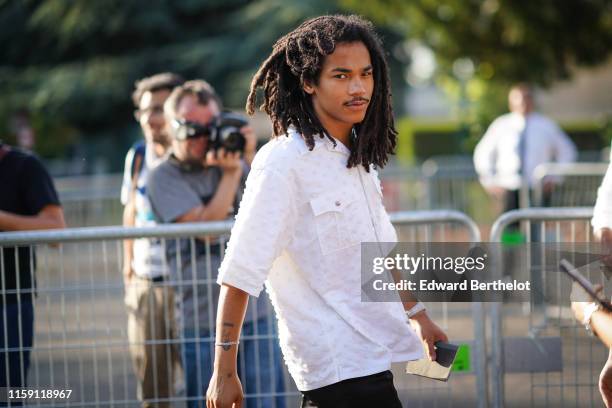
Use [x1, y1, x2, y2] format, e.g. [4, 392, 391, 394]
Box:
[125, 277, 180, 408]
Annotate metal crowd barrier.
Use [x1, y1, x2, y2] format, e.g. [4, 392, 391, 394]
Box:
[531, 163, 608, 207]
[389, 210, 487, 408]
[0, 211, 487, 408]
[379, 157, 495, 224]
[490, 207, 608, 408]
[54, 174, 123, 227]
[0, 220, 289, 408]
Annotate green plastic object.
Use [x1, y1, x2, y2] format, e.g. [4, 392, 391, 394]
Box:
[451, 344, 471, 372]
[501, 230, 526, 245]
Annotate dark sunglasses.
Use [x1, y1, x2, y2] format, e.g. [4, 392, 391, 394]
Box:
[171, 119, 212, 140]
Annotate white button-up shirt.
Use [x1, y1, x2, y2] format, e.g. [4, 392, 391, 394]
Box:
[473, 112, 576, 190]
[217, 128, 423, 391]
[592, 153, 612, 230]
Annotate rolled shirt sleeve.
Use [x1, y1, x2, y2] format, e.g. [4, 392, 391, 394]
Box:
[217, 167, 296, 297]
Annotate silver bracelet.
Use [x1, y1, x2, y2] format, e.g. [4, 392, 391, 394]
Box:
[582, 302, 602, 336]
[406, 302, 426, 318]
[215, 341, 240, 347]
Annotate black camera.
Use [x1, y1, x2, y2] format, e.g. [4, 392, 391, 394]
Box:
[171, 112, 247, 153]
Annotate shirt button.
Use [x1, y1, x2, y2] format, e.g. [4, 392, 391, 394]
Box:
[335, 201, 341, 207]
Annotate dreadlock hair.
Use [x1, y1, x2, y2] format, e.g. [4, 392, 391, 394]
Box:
[246, 14, 397, 169]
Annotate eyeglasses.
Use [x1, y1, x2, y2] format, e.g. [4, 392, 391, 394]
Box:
[134, 105, 164, 120]
[171, 119, 212, 141]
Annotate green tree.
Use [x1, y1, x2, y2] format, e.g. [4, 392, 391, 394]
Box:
[0, 0, 348, 167]
[343, 0, 612, 146]
[344, 0, 612, 83]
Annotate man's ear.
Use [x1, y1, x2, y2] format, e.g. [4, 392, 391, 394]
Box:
[303, 79, 315, 95]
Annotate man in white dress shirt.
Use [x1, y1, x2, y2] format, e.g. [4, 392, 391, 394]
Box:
[474, 83, 577, 211]
[206, 15, 447, 408]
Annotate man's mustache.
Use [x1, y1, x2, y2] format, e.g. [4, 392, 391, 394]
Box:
[344, 97, 370, 106]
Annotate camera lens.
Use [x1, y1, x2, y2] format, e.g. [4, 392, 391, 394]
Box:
[220, 127, 245, 152]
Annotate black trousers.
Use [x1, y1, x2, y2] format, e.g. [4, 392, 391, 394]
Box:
[300, 371, 402, 408]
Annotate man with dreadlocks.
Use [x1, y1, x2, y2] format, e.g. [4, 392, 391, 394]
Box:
[207, 15, 448, 407]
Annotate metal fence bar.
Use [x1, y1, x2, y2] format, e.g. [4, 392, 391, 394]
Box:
[0, 221, 235, 245]
[390, 210, 488, 408]
[489, 207, 595, 408]
[532, 163, 608, 207]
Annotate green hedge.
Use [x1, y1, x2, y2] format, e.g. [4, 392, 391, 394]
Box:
[396, 117, 610, 163]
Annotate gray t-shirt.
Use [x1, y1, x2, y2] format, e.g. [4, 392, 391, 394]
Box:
[147, 156, 269, 331]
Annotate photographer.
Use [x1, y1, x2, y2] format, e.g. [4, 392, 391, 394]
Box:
[147, 80, 285, 408]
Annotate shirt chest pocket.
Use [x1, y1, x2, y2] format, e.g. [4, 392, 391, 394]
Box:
[309, 192, 362, 255]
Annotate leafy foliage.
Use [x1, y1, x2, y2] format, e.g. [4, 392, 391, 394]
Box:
[0, 0, 342, 164]
[2, 0, 611, 165]
[343, 0, 612, 85]
[343, 0, 612, 148]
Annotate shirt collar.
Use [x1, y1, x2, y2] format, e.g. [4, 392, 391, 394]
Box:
[309, 131, 351, 156]
[322, 135, 351, 156]
[287, 126, 351, 156]
[509, 111, 535, 125]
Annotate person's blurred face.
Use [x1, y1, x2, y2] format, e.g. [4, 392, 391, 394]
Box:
[137, 89, 172, 146]
[508, 87, 534, 116]
[303, 41, 374, 139]
[172, 94, 220, 163]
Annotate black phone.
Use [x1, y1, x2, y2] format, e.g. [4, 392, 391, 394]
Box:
[560, 259, 612, 312]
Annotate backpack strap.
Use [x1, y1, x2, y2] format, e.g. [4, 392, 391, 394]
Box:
[130, 141, 146, 181]
[127, 141, 146, 205]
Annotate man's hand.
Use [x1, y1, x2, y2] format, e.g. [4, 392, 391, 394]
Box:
[206, 370, 243, 408]
[571, 282, 604, 323]
[240, 125, 257, 165]
[207, 148, 243, 174]
[409, 311, 449, 361]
